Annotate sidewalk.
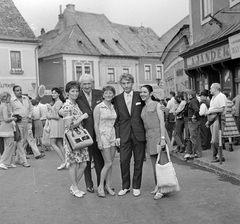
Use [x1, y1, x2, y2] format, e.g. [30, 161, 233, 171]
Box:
[170, 143, 240, 181]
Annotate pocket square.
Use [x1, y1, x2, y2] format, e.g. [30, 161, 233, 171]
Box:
[136, 102, 141, 105]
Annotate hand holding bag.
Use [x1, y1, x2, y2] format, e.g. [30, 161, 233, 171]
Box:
[65, 126, 93, 151]
[155, 144, 180, 192]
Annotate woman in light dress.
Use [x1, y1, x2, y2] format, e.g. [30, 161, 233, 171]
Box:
[0, 92, 17, 170]
[47, 87, 65, 170]
[93, 86, 117, 197]
[62, 81, 89, 198]
[140, 85, 180, 200]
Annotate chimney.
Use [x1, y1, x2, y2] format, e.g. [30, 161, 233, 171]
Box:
[40, 28, 45, 35]
[66, 4, 75, 11]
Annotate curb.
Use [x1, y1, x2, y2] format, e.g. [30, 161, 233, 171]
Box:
[170, 151, 240, 181]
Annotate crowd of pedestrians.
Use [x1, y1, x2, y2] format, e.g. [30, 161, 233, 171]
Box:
[3, 73, 239, 201]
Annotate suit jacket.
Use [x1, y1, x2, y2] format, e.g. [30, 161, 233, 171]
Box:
[76, 89, 102, 138]
[113, 91, 145, 143]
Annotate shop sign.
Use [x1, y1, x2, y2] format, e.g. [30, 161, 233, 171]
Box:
[0, 82, 15, 88]
[186, 44, 230, 69]
[229, 33, 240, 59]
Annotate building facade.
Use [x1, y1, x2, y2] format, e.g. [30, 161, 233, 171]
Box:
[181, 0, 240, 97]
[0, 0, 39, 97]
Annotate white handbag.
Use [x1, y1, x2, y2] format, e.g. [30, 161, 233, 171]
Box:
[156, 144, 180, 190]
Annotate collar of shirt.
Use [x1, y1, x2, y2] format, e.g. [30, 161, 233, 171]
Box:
[124, 91, 133, 98]
[83, 90, 92, 98]
[11, 95, 27, 102]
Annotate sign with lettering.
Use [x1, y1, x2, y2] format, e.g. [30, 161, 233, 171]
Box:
[0, 82, 15, 88]
[228, 33, 240, 59]
[186, 44, 230, 69]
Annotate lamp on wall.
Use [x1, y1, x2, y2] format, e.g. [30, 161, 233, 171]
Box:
[156, 77, 162, 86]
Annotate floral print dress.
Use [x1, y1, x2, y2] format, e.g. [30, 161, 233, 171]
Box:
[62, 99, 89, 167]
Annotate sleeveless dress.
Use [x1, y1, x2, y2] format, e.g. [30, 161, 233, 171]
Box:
[222, 99, 240, 138]
[50, 100, 64, 138]
[96, 101, 117, 148]
[62, 99, 89, 167]
[141, 101, 161, 155]
[0, 104, 14, 138]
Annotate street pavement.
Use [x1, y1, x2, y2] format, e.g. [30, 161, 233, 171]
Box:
[1, 148, 240, 224]
[171, 142, 240, 181]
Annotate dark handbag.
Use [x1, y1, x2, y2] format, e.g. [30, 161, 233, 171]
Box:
[65, 126, 93, 151]
[14, 123, 21, 141]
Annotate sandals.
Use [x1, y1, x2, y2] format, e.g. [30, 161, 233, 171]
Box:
[105, 187, 115, 196]
[154, 192, 164, 200]
[150, 186, 158, 194]
[97, 187, 106, 198]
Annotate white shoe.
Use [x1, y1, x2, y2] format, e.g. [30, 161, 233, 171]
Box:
[154, 192, 163, 200]
[118, 189, 130, 196]
[133, 189, 141, 197]
[8, 164, 17, 168]
[70, 185, 86, 195]
[0, 163, 8, 170]
[184, 153, 190, 159]
[71, 187, 84, 198]
[57, 163, 66, 170]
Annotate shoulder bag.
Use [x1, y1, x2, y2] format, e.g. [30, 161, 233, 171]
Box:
[156, 144, 180, 190]
[65, 126, 93, 151]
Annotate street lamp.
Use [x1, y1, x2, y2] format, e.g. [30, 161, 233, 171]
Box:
[156, 77, 161, 86]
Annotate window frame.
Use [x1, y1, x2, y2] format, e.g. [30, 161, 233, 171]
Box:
[74, 61, 92, 81]
[156, 64, 163, 80]
[144, 64, 152, 81]
[107, 67, 116, 84]
[10, 50, 23, 74]
[200, 0, 213, 25]
[122, 67, 130, 74]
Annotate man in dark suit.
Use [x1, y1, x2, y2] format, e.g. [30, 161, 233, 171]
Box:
[113, 73, 146, 197]
[77, 74, 104, 193]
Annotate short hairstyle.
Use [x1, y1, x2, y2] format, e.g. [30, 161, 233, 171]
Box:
[0, 92, 11, 102]
[211, 83, 221, 91]
[79, 74, 94, 83]
[187, 89, 196, 97]
[65, 81, 80, 93]
[102, 85, 116, 95]
[119, 73, 134, 84]
[13, 85, 21, 92]
[31, 99, 39, 106]
[170, 91, 175, 97]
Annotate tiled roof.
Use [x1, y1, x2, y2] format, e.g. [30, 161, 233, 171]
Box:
[38, 25, 100, 58]
[39, 7, 165, 58]
[159, 16, 189, 51]
[112, 23, 162, 57]
[0, 0, 37, 42]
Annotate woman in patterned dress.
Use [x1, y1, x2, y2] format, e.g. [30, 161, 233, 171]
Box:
[62, 81, 89, 198]
[222, 92, 240, 151]
[93, 86, 117, 197]
[47, 87, 66, 170]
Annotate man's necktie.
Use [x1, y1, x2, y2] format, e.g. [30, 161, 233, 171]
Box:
[126, 94, 132, 114]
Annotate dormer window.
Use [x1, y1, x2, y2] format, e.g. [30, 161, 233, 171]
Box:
[113, 38, 119, 44]
[200, 0, 213, 25]
[99, 37, 105, 43]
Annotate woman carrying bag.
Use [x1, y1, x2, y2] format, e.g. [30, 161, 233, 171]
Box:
[140, 85, 180, 200]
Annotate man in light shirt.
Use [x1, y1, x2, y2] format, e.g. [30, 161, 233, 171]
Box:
[206, 83, 227, 162]
[11, 85, 32, 167]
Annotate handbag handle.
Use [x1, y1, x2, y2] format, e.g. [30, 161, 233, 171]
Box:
[156, 142, 171, 164]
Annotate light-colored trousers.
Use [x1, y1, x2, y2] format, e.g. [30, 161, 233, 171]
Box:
[0, 137, 15, 166]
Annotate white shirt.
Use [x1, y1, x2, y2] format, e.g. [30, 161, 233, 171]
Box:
[209, 92, 227, 113]
[167, 97, 178, 113]
[199, 103, 208, 116]
[10, 95, 33, 119]
[39, 103, 48, 120]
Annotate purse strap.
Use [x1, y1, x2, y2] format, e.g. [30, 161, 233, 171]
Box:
[156, 142, 171, 164]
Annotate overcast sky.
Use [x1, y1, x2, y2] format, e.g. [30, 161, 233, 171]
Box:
[13, 0, 189, 37]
